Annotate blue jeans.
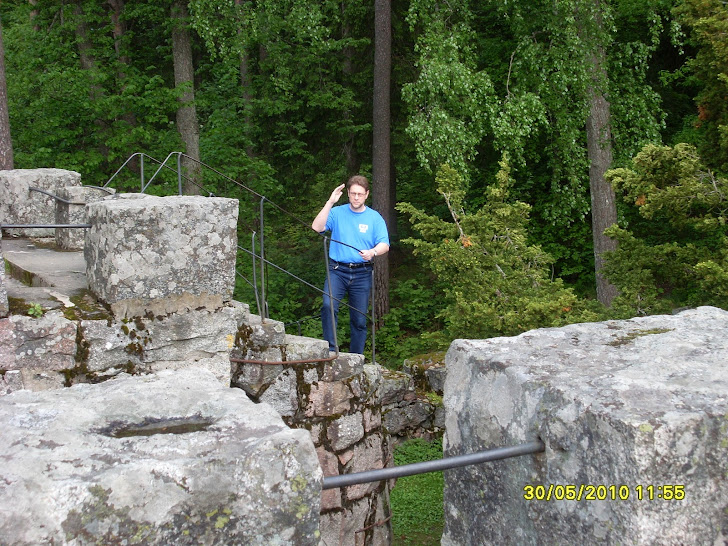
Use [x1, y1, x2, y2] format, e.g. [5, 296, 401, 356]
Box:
[321, 261, 373, 354]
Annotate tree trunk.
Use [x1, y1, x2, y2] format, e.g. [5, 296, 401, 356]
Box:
[171, 0, 201, 195]
[234, 0, 255, 161]
[108, 0, 138, 169]
[586, 44, 619, 306]
[372, 0, 392, 324]
[341, 10, 359, 175]
[29, 0, 40, 31]
[74, 1, 109, 160]
[0, 15, 13, 170]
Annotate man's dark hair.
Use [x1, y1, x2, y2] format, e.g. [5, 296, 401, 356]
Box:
[346, 175, 369, 192]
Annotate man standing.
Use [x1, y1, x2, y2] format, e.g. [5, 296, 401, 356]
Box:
[312, 175, 390, 354]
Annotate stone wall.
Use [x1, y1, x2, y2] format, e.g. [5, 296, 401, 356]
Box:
[442, 307, 728, 546]
[380, 352, 446, 444]
[0, 233, 7, 318]
[55, 185, 115, 250]
[1, 191, 394, 544]
[0, 368, 322, 545]
[232, 319, 392, 546]
[85, 195, 239, 317]
[0, 168, 81, 237]
[6, 178, 728, 545]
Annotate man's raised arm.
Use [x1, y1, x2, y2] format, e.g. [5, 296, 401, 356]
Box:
[312, 183, 345, 233]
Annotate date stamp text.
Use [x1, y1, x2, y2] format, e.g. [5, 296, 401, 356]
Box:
[523, 484, 685, 501]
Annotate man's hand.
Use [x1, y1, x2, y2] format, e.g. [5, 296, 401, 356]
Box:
[313, 183, 347, 232]
[328, 184, 345, 205]
[359, 249, 376, 261]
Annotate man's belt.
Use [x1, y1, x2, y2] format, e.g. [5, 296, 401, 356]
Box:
[330, 259, 372, 269]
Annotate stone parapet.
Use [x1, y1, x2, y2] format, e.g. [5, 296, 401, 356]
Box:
[0, 302, 246, 392]
[380, 366, 444, 443]
[0, 168, 82, 237]
[80, 303, 246, 385]
[55, 186, 116, 250]
[85, 195, 238, 317]
[442, 306, 728, 546]
[0, 368, 322, 545]
[232, 324, 392, 545]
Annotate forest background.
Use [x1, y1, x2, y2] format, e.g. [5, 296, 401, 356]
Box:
[0, 0, 726, 367]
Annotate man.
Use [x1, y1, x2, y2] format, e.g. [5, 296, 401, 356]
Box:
[312, 175, 390, 354]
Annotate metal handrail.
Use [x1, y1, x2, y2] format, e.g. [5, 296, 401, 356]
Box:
[28, 186, 107, 205]
[322, 440, 546, 490]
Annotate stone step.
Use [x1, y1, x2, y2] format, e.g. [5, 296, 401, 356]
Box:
[2, 237, 89, 313]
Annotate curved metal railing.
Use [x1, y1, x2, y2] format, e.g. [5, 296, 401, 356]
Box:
[102, 151, 381, 364]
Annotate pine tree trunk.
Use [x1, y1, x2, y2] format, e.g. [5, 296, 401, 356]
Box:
[108, 0, 138, 170]
[234, 0, 255, 162]
[0, 15, 13, 170]
[586, 46, 619, 306]
[74, 1, 109, 160]
[372, 0, 392, 324]
[171, 0, 201, 195]
[341, 11, 359, 175]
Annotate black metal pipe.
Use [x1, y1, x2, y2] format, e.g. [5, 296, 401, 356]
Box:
[324, 236, 338, 353]
[28, 187, 83, 205]
[176, 152, 183, 195]
[370, 266, 376, 365]
[322, 440, 545, 490]
[1, 224, 91, 229]
[259, 197, 267, 319]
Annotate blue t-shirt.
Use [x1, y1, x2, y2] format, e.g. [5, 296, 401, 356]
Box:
[324, 205, 390, 263]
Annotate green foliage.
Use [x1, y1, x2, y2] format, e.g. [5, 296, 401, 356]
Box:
[2, 1, 180, 185]
[1, 0, 725, 357]
[603, 143, 728, 315]
[398, 160, 591, 341]
[403, 0, 495, 179]
[374, 279, 445, 368]
[673, 0, 728, 172]
[27, 303, 44, 318]
[390, 438, 444, 546]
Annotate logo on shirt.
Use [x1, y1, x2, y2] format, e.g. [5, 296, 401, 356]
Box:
[359, 224, 369, 233]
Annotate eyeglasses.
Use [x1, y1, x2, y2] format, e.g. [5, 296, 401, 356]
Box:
[348, 191, 367, 198]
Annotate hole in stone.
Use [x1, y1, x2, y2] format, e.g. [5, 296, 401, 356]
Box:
[98, 415, 215, 438]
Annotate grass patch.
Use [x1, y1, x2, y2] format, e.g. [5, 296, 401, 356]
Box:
[390, 438, 444, 545]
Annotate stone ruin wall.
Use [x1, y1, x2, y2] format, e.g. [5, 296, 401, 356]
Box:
[442, 306, 728, 545]
[0, 169, 402, 545]
[5, 168, 723, 545]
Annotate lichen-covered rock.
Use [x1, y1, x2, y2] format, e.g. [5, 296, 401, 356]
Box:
[85, 195, 238, 317]
[284, 334, 329, 362]
[0, 368, 322, 545]
[258, 367, 299, 417]
[80, 304, 244, 384]
[327, 412, 365, 451]
[55, 186, 115, 250]
[383, 396, 436, 436]
[1, 310, 77, 373]
[321, 352, 364, 382]
[0, 369, 22, 395]
[0, 168, 82, 237]
[403, 351, 447, 394]
[379, 368, 414, 406]
[442, 306, 728, 546]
